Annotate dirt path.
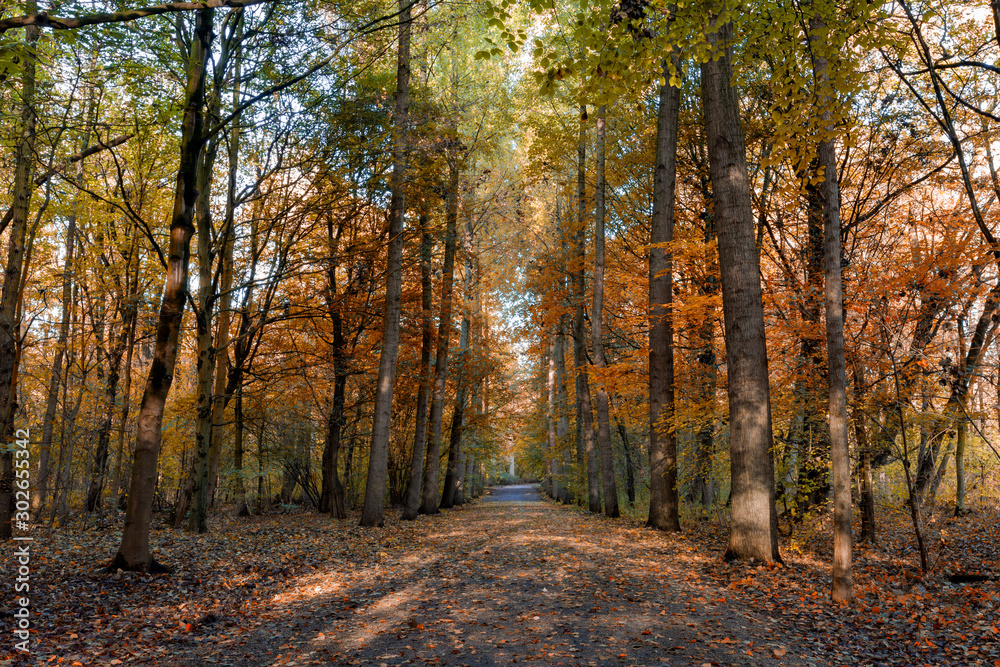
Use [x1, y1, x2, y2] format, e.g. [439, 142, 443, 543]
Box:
[173, 487, 801, 667]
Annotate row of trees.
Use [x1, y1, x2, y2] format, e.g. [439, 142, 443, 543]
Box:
[503, 0, 1000, 604]
[3, 0, 1000, 607]
[1, 0, 523, 573]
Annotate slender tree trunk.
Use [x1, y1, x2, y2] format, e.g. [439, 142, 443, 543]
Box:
[648, 60, 681, 532]
[320, 372, 347, 518]
[701, 19, 780, 563]
[106, 8, 213, 572]
[789, 177, 831, 512]
[441, 224, 473, 509]
[574, 105, 601, 514]
[615, 417, 636, 506]
[555, 316, 571, 504]
[0, 3, 40, 540]
[205, 13, 243, 510]
[547, 335, 560, 500]
[35, 139, 82, 516]
[592, 105, 619, 519]
[453, 451, 466, 506]
[320, 213, 348, 519]
[85, 322, 129, 512]
[233, 387, 248, 516]
[954, 405, 967, 516]
[361, 0, 410, 527]
[420, 159, 460, 515]
[113, 292, 137, 511]
[810, 14, 852, 601]
[402, 215, 433, 520]
[188, 136, 221, 534]
[53, 379, 85, 525]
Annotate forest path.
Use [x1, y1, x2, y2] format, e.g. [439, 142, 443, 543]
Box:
[207, 488, 802, 667]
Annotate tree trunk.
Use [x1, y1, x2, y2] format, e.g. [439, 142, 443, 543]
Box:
[954, 406, 967, 515]
[810, 13, 852, 601]
[464, 452, 475, 501]
[106, 8, 213, 572]
[441, 230, 473, 509]
[420, 157, 460, 515]
[35, 134, 82, 517]
[648, 60, 681, 532]
[574, 105, 601, 514]
[205, 13, 243, 510]
[402, 215, 433, 520]
[233, 387, 248, 516]
[0, 3, 40, 541]
[555, 316, 571, 504]
[701, 19, 781, 563]
[592, 105, 619, 519]
[85, 320, 130, 512]
[547, 335, 561, 500]
[360, 0, 410, 527]
[187, 135, 221, 534]
[615, 417, 636, 506]
[320, 215, 348, 519]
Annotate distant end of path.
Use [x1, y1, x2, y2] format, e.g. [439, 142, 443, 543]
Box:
[482, 484, 543, 502]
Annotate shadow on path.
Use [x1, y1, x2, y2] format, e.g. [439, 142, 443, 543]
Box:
[161, 492, 805, 667]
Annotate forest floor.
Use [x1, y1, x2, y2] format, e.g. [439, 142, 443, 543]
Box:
[4, 485, 1000, 666]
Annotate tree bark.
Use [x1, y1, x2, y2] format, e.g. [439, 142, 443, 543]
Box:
[420, 160, 460, 515]
[0, 2, 40, 540]
[648, 60, 681, 532]
[701, 20, 780, 563]
[812, 15, 852, 599]
[555, 316, 572, 504]
[233, 387, 248, 516]
[441, 215, 474, 509]
[205, 29, 243, 509]
[592, 105, 620, 519]
[85, 312, 131, 512]
[547, 335, 560, 500]
[360, 0, 410, 527]
[954, 405, 967, 516]
[35, 126, 84, 517]
[106, 7, 213, 572]
[402, 215, 433, 520]
[574, 105, 601, 514]
[187, 133, 221, 534]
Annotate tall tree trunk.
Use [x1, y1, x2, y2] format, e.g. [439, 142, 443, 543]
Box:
[648, 60, 681, 532]
[361, 0, 410, 527]
[187, 135, 221, 534]
[0, 3, 40, 541]
[547, 335, 560, 500]
[574, 105, 601, 514]
[233, 387, 248, 516]
[592, 105, 619, 519]
[420, 160, 460, 515]
[35, 131, 85, 517]
[106, 8, 213, 572]
[319, 247, 348, 519]
[441, 217, 473, 509]
[693, 168, 718, 509]
[615, 416, 636, 506]
[812, 14, 852, 600]
[320, 371, 347, 518]
[556, 315, 571, 504]
[701, 19, 780, 563]
[792, 177, 831, 512]
[205, 12, 243, 510]
[85, 317, 130, 512]
[954, 405, 967, 516]
[402, 216, 434, 519]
